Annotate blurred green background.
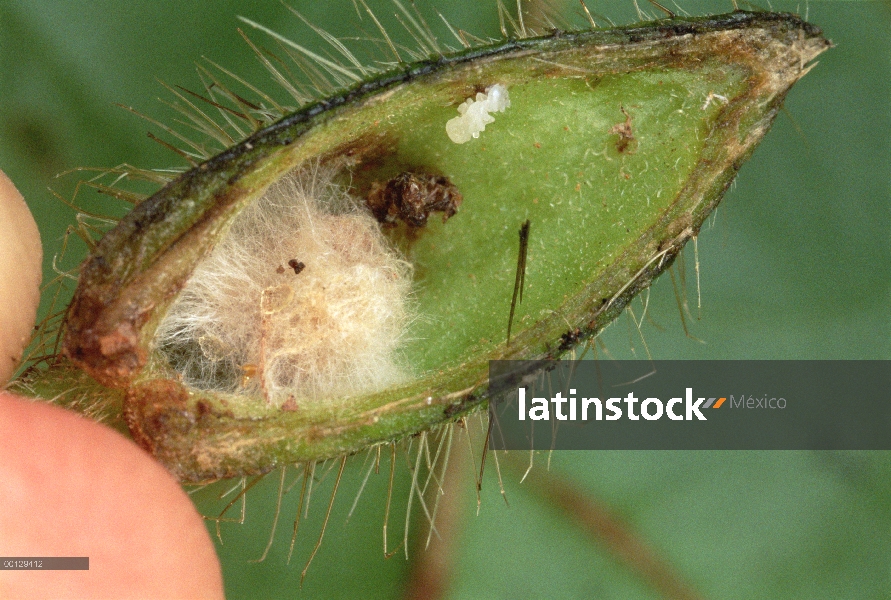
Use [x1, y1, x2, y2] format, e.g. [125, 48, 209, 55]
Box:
[1, 0, 889, 598]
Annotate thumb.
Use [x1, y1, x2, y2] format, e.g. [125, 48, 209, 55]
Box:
[0, 172, 225, 599]
[0, 170, 42, 384]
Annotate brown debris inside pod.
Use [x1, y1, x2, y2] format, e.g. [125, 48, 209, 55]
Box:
[366, 172, 462, 228]
[287, 259, 306, 275]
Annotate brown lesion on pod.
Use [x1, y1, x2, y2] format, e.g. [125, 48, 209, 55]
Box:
[608, 106, 637, 154]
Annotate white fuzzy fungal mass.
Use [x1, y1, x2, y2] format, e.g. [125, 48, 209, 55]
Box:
[445, 84, 510, 144]
[154, 165, 413, 405]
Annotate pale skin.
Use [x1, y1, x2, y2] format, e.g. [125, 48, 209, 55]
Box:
[0, 171, 224, 600]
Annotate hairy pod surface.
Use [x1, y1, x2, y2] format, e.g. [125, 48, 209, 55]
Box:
[28, 12, 827, 482]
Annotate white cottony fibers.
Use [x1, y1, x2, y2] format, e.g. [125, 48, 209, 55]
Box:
[445, 83, 510, 144]
[154, 165, 413, 405]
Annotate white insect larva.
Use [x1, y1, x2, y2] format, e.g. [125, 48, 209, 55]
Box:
[445, 83, 510, 144]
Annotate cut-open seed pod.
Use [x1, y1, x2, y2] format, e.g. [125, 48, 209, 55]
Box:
[28, 12, 827, 483]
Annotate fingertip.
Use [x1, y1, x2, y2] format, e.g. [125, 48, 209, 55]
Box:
[0, 392, 225, 599]
[0, 171, 42, 385]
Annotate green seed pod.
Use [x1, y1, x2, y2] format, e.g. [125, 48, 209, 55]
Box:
[27, 10, 828, 483]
